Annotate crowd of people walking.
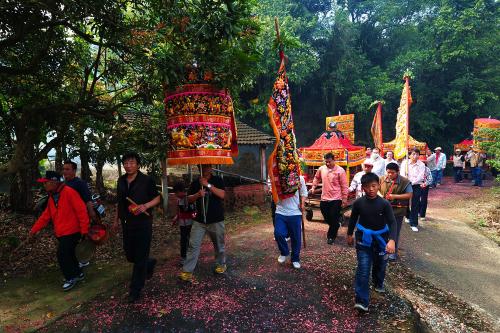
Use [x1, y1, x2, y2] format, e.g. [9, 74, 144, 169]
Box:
[27, 144, 488, 312]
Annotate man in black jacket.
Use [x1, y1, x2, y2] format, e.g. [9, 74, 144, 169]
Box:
[113, 152, 160, 303]
[179, 164, 226, 281]
[62, 160, 97, 269]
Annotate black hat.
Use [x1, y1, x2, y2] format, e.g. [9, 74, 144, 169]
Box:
[37, 170, 63, 183]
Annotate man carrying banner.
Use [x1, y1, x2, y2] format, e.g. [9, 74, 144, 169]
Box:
[179, 164, 227, 281]
[274, 175, 308, 269]
[310, 152, 348, 244]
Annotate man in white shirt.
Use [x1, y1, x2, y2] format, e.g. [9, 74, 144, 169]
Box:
[400, 148, 426, 232]
[384, 151, 398, 168]
[348, 159, 374, 198]
[274, 176, 308, 269]
[370, 148, 385, 177]
[434, 147, 447, 186]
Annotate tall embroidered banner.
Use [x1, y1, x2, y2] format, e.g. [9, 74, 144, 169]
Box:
[267, 54, 301, 203]
[394, 75, 413, 160]
[371, 102, 383, 151]
[165, 84, 238, 165]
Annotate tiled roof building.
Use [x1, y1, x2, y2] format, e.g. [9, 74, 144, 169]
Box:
[235, 120, 275, 145]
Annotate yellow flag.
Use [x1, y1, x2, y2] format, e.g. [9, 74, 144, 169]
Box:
[394, 76, 412, 159]
[371, 102, 383, 150]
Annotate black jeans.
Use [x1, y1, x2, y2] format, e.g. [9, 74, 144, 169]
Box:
[57, 232, 82, 281]
[180, 225, 192, 258]
[409, 185, 422, 227]
[122, 224, 153, 293]
[419, 186, 429, 218]
[320, 200, 342, 240]
[394, 215, 404, 252]
[453, 167, 463, 182]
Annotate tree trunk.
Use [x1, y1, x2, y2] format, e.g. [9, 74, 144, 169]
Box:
[117, 155, 122, 177]
[95, 158, 106, 196]
[80, 149, 92, 183]
[9, 123, 40, 212]
[55, 124, 70, 172]
[76, 126, 92, 183]
[55, 144, 63, 173]
[9, 162, 39, 212]
[329, 86, 337, 117]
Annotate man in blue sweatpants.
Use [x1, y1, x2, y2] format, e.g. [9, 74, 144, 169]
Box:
[274, 176, 308, 269]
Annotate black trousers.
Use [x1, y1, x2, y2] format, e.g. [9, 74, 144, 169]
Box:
[122, 224, 153, 292]
[409, 185, 422, 227]
[419, 186, 429, 218]
[320, 200, 342, 240]
[57, 233, 82, 281]
[180, 225, 192, 258]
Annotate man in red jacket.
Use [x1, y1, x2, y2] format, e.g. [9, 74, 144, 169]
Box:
[29, 171, 90, 291]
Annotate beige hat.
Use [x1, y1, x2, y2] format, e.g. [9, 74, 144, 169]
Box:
[455, 148, 461, 152]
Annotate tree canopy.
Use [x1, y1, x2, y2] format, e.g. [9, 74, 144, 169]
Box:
[0, 0, 498, 210]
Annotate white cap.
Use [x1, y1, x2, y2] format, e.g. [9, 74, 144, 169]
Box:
[363, 159, 374, 166]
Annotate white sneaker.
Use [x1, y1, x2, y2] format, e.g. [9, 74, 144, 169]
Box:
[292, 262, 301, 269]
[277, 255, 287, 264]
[354, 303, 368, 312]
[79, 261, 90, 268]
[62, 279, 77, 291]
[285, 237, 291, 242]
[420, 217, 426, 221]
[411, 226, 419, 232]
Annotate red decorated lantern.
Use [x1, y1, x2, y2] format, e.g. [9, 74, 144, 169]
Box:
[165, 84, 238, 166]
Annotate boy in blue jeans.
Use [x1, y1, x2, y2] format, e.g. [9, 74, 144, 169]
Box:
[346, 172, 397, 312]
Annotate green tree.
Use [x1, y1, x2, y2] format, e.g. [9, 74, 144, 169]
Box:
[0, 0, 148, 210]
[396, 0, 500, 148]
[479, 128, 500, 181]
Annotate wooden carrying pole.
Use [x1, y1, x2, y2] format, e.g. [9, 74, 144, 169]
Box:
[274, 17, 281, 44]
[126, 197, 151, 217]
[200, 163, 207, 223]
[161, 158, 168, 216]
[301, 213, 307, 248]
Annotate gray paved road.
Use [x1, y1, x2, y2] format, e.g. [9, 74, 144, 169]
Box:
[399, 179, 500, 324]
